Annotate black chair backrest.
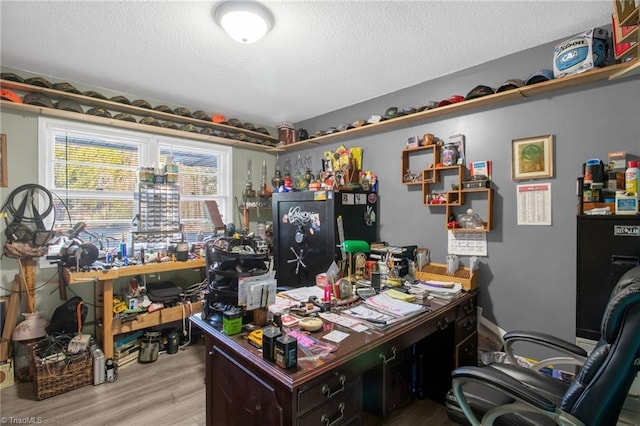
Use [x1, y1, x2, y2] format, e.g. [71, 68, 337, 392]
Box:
[561, 279, 640, 424]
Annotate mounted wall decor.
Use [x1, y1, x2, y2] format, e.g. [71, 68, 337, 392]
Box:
[511, 134, 554, 180]
[1, 133, 7, 187]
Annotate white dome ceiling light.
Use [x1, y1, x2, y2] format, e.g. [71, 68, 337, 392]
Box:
[213, 1, 274, 44]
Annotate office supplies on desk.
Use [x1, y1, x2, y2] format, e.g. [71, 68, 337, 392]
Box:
[364, 293, 424, 317]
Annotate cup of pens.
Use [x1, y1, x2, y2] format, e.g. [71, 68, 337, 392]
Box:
[253, 307, 269, 327]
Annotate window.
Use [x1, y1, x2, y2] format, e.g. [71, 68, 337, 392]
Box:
[39, 118, 232, 256]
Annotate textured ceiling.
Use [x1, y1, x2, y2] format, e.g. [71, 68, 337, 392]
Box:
[1, 1, 612, 127]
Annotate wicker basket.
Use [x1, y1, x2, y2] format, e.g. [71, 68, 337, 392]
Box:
[30, 342, 93, 400]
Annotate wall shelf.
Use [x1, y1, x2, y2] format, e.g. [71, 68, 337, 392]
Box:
[0, 79, 280, 153]
[273, 60, 639, 152]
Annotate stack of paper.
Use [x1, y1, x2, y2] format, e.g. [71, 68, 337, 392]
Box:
[364, 293, 425, 317]
[412, 280, 462, 299]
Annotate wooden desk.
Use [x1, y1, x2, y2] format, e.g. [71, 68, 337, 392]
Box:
[64, 259, 205, 358]
[190, 291, 478, 425]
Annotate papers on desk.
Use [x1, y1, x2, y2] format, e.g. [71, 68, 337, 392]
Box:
[409, 280, 462, 300]
[278, 286, 324, 302]
[364, 292, 425, 317]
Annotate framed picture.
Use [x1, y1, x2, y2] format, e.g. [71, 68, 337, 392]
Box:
[0, 134, 7, 187]
[511, 135, 554, 180]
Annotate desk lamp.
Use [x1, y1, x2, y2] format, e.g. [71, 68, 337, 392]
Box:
[341, 240, 370, 284]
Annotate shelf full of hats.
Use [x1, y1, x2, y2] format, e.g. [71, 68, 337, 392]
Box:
[275, 52, 639, 153]
[0, 73, 279, 152]
[402, 133, 493, 232]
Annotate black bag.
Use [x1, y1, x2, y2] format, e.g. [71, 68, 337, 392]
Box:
[146, 281, 182, 303]
[47, 296, 88, 334]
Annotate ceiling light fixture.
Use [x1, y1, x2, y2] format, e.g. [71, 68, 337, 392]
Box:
[213, 1, 274, 44]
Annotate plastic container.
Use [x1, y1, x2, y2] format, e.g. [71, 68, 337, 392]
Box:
[625, 160, 639, 199]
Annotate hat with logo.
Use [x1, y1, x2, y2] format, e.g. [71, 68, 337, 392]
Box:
[231, 132, 247, 141]
[417, 101, 439, 112]
[83, 90, 108, 100]
[133, 99, 152, 109]
[1, 88, 22, 103]
[23, 93, 54, 108]
[25, 76, 53, 89]
[114, 112, 137, 122]
[397, 107, 417, 116]
[200, 127, 216, 136]
[53, 82, 82, 94]
[382, 107, 399, 121]
[437, 95, 465, 107]
[211, 114, 227, 124]
[496, 78, 525, 93]
[526, 69, 554, 86]
[465, 85, 495, 100]
[1, 72, 25, 83]
[56, 99, 83, 113]
[86, 107, 112, 118]
[154, 104, 173, 113]
[351, 119, 367, 128]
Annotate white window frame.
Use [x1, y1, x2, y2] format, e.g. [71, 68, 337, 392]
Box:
[38, 116, 233, 242]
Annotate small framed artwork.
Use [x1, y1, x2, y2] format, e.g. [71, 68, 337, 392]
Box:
[511, 135, 554, 180]
[0, 133, 7, 187]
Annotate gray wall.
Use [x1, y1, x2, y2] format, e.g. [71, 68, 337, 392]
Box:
[292, 39, 640, 350]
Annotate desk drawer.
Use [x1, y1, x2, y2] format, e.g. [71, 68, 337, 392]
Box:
[456, 298, 476, 321]
[298, 378, 362, 426]
[456, 332, 478, 367]
[455, 312, 477, 343]
[297, 369, 360, 416]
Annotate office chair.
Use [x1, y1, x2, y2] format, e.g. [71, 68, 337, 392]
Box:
[446, 266, 640, 425]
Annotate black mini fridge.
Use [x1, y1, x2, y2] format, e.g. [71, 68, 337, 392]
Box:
[576, 215, 640, 341]
[272, 190, 379, 287]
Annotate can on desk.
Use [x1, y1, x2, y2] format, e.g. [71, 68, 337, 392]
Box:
[275, 335, 297, 369]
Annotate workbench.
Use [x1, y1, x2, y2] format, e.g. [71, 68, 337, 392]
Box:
[191, 290, 478, 425]
[64, 259, 205, 358]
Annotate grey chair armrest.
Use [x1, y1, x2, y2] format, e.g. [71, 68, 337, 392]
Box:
[504, 330, 588, 357]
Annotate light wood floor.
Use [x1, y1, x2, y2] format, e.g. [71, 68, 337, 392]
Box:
[1, 339, 458, 425]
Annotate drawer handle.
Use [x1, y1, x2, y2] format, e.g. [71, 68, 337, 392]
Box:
[379, 346, 397, 364]
[320, 402, 345, 426]
[463, 320, 475, 331]
[437, 319, 449, 330]
[463, 302, 474, 314]
[321, 374, 346, 398]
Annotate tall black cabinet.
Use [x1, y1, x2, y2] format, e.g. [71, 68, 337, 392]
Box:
[576, 215, 640, 341]
[272, 190, 379, 287]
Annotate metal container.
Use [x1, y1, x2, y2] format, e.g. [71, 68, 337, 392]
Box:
[93, 347, 105, 385]
[139, 331, 161, 363]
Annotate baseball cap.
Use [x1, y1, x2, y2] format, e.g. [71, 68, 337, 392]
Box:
[154, 104, 173, 113]
[193, 110, 211, 121]
[173, 107, 193, 118]
[437, 95, 465, 107]
[417, 101, 439, 112]
[25, 76, 52, 89]
[397, 107, 417, 116]
[496, 78, 525, 93]
[526, 69, 554, 85]
[200, 127, 216, 135]
[161, 121, 179, 130]
[132, 99, 152, 109]
[180, 124, 199, 133]
[465, 85, 495, 100]
[139, 116, 161, 126]
[86, 107, 112, 118]
[255, 127, 270, 135]
[351, 119, 367, 128]
[1, 88, 22, 103]
[367, 114, 382, 124]
[211, 114, 227, 124]
[242, 122, 256, 131]
[382, 107, 399, 120]
[52, 82, 81, 94]
[231, 132, 247, 141]
[114, 113, 137, 122]
[227, 118, 242, 127]
[56, 99, 83, 113]
[110, 95, 131, 105]
[83, 90, 108, 100]
[23, 93, 54, 108]
[1, 72, 25, 83]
